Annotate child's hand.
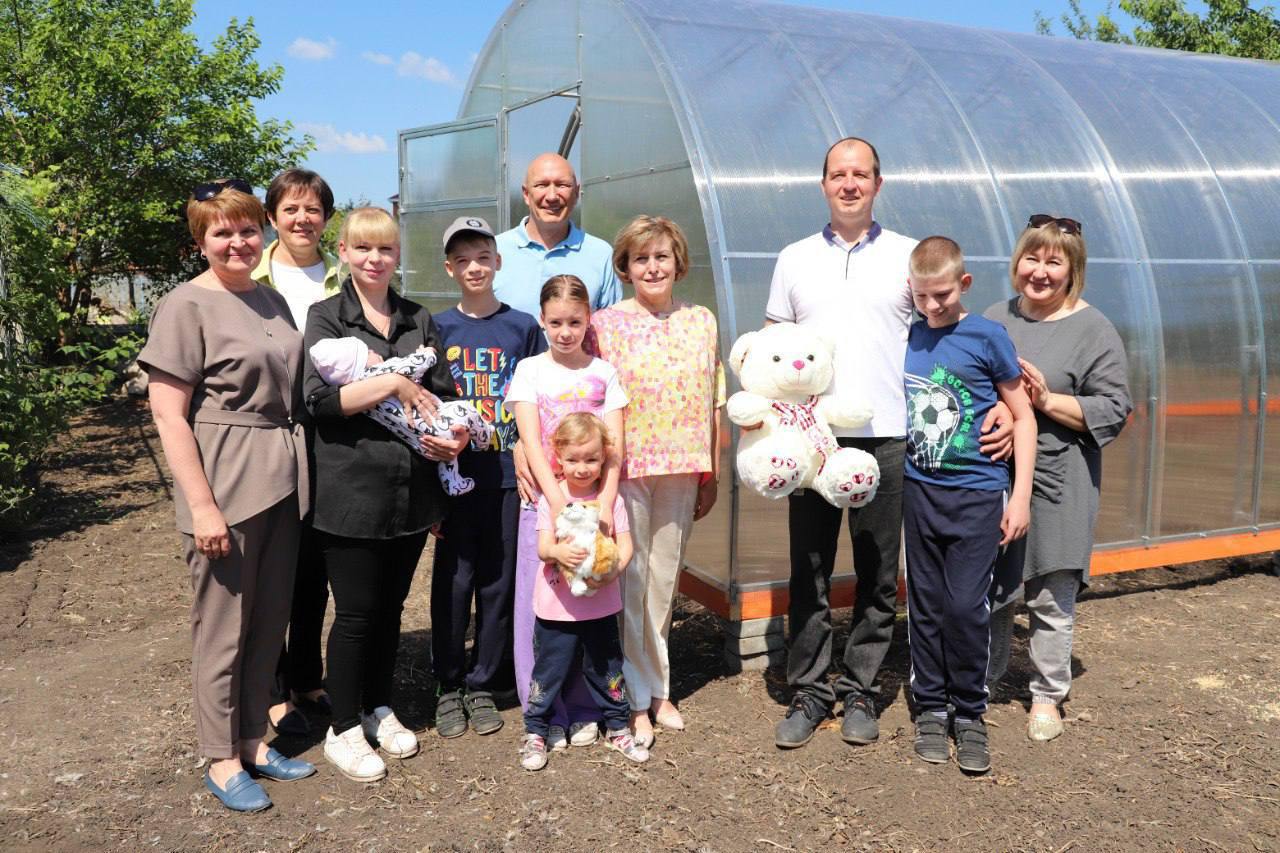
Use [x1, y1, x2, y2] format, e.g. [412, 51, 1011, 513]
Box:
[513, 441, 538, 503]
[1000, 498, 1031, 546]
[598, 504, 614, 538]
[366, 351, 385, 367]
[551, 540, 588, 572]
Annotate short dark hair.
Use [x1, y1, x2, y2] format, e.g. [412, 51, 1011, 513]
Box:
[821, 137, 881, 180]
[265, 168, 335, 221]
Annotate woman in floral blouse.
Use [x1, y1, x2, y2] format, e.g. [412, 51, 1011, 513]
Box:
[591, 215, 724, 748]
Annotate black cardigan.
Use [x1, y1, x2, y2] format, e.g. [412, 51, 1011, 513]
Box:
[303, 279, 457, 538]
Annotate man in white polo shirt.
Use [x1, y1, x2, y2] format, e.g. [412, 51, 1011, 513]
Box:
[768, 137, 1010, 750]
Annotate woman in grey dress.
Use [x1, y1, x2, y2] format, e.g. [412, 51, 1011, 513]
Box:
[139, 181, 316, 812]
[984, 214, 1132, 742]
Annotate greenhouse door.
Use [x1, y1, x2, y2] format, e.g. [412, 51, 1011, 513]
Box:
[398, 116, 502, 309]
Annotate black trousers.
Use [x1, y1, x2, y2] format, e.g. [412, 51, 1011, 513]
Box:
[902, 479, 1003, 719]
[274, 524, 327, 701]
[523, 616, 629, 739]
[320, 529, 428, 733]
[787, 436, 906, 710]
[430, 488, 519, 692]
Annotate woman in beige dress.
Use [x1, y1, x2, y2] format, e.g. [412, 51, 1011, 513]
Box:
[138, 180, 316, 813]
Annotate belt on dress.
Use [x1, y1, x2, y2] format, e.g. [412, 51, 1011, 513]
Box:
[190, 408, 298, 428]
[189, 406, 311, 519]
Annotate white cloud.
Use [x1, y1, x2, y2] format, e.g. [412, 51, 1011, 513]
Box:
[298, 123, 388, 154]
[287, 37, 337, 61]
[361, 51, 394, 66]
[397, 51, 456, 84]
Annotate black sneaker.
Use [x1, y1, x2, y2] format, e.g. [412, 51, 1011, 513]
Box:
[435, 689, 468, 739]
[840, 692, 879, 745]
[774, 693, 827, 749]
[913, 712, 950, 764]
[953, 717, 991, 774]
[465, 690, 504, 735]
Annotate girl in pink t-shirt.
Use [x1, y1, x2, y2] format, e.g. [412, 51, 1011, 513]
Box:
[518, 413, 646, 771]
[504, 275, 628, 748]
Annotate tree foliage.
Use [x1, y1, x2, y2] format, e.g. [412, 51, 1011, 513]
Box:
[0, 0, 311, 329]
[1035, 0, 1280, 60]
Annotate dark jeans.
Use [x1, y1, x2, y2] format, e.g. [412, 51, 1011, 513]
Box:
[430, 488, 518, 692]
[523, 616, 629, 739]
[787, 436, 906, 711]
[902, 479, 1003, 719]
[274, 524, 327, 701]
[320, 529, 428, 733]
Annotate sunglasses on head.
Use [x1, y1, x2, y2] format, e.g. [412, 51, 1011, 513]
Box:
[193, 179, 253, 201]
[1027, 214, 1082, 236]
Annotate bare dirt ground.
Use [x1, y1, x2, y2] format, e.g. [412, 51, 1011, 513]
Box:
[1, 400, 1278, 852]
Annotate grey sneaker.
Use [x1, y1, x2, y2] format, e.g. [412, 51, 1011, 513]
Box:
[435, 689, 468, 739]
[840, 692, 879, 744]
[953, 717, 991, 774]
[913, 712, 950, 764]
[464, 690, 504, 735]
[774, 693, 827, 749]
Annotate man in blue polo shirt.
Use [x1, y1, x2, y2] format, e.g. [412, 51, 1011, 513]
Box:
[493, 153, 621, 317]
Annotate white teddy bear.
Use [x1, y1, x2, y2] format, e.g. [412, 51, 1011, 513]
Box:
[726, 322, 881, 509]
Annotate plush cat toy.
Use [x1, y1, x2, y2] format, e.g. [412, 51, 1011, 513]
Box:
[553, 500, 619, 597]
[726, 322, 881, 509]
[309, 338, 494, 496]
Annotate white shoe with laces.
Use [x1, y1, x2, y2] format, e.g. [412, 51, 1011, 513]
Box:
[520, 733, 548, 771]
[325, 725, 387, 782]
[568, 721, 599, 747]
[547, 725, 568, 752]
[361, 706, 420, 758]
[604, 729, 650, 763]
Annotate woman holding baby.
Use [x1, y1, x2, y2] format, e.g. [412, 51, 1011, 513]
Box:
[302, 207, 467, 782]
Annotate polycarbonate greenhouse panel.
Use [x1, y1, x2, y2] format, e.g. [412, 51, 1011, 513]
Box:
[429, 0, 1280, 604]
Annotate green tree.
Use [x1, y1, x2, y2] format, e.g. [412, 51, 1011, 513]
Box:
[1035, 0, 1280, 59]
[0, 0, 312, 337]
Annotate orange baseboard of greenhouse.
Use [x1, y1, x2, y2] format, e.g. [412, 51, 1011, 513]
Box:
[679, 528, 1280, 621]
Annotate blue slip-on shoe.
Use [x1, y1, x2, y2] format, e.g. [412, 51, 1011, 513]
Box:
[203, 769, 272, 812]
[249, 748, 317, 782]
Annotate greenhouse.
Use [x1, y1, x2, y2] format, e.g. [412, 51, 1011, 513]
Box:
[397, 0, 1280, 637]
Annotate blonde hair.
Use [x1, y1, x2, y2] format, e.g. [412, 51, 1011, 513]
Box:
[909, 236, 967, 281]
[539, 274, 591, 312]
[341, 207, 399, 246]
[1010, 221, 1087, 304]
[551, 412, 614, 454]
[186, 184, 265, 241]
[612, 215, 690, 282]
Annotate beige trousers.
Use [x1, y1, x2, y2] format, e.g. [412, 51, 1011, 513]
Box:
[619, 474, 699, 709]
[184, 495, 299, 758]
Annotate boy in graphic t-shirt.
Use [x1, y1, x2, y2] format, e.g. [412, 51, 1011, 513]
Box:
[901, 237, 1037, 775]
[430, 216, 546, 739]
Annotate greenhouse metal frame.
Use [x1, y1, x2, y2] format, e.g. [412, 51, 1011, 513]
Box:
[399, 0, 1280, 621]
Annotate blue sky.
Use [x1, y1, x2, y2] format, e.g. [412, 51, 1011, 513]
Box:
[190, 0, 1130, 206]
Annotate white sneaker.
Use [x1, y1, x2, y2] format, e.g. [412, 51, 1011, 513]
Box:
[604, 729, 650, 763]
[547, 725, 568, 752]
[325, 725, 387, 782]
[568, 721, 599, 747]
[519, 733, 548, 771]
[360, 706, 420, 758]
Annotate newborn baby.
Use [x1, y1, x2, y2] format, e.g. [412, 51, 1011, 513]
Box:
[310, 336, 494, 496]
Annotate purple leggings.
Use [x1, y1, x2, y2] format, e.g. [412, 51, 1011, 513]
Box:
[515, 503, 600, 728]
